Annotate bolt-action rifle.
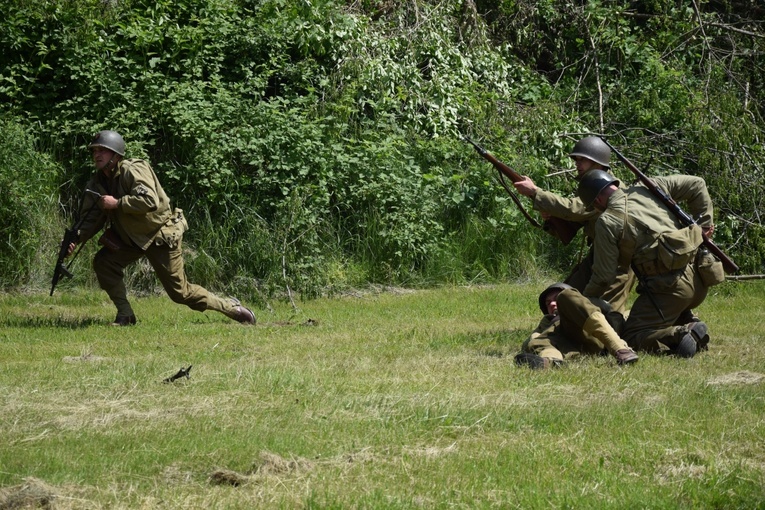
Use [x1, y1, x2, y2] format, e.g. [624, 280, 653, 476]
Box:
[465, 137, 583, 245]
[50, 190, 102, 296]
[601, 138, 739, 274]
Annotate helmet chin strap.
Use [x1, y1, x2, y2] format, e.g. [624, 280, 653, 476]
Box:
[99, 153, 119, 175]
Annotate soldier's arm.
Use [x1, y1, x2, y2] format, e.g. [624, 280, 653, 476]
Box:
[533, 189, 597, 223]
[117, 160, 161, 215]
[521, 315, 556, 351]
[583, 217, 622, 298]
[652, 175, 714, 228]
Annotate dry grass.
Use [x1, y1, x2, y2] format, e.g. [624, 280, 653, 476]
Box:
[1, 282, 764, 508]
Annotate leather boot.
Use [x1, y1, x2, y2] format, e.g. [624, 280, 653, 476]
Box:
[225, 298, 256, 325]
[670, 321, 709, 357]
[514, 353, 562, 370]
[111, 314, 137, 326]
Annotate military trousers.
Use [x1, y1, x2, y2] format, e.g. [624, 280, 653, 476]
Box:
[523, 289, 617, 361]
[622, 262, 708, 352]
[565, 248, 635, 315]
[93, 238, 237, 318]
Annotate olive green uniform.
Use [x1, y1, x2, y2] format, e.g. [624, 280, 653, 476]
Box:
[533, 190, 634, 314]
[585, 175, 713, 352]
[521, 288, 630, 361]
[77, 158, 239, 319]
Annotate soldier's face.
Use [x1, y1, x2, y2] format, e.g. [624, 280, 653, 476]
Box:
[545, 291, 561, 315]
[573, 156, 598, 177]
[92, 147, 117, 173]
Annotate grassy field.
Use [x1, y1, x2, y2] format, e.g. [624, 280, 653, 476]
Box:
[1, 281, 764, 509]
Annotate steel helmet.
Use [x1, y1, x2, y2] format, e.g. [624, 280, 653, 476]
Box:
[88, 130, 126, 156]
[538, 282, 574, 314]
[577, 170, 619, 207]
[569, 136, 611, 168]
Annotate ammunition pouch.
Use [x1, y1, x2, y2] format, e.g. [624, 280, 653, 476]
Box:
[155, 208, 188, 248]
[657, 224, 703, 273]
[695, 247, 725, 287]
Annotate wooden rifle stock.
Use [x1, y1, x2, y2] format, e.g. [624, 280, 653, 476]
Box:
[601, 138, 739, 274]
[465, 137, 582, 245]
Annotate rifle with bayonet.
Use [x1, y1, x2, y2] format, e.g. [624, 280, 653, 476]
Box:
[50, 189, 102, 296]
[465, 137, 583, 245]
[601, 137, 739, 274]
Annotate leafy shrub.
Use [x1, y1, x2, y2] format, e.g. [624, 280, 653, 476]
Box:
[0, 0, 763, 296]
[0, 116, 60, 288]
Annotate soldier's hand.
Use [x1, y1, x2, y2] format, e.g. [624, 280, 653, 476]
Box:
[513, 176, 538, 197]
[100, 195, 119, 210]
[702, 224, 715, 238]
[66, 242, 76, 257]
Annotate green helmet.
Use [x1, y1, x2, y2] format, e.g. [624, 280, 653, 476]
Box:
[569, 136, 610, 168]
[538, 282, 574, 314]
[88, 130, 126, 156]
[577, 169, 619, 207]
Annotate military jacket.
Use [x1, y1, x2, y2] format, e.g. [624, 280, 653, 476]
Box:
[78, 159, 175, 250]
[525, 313, 560, 344]
[533, 186, 633, 310]
[584, 175, 713, 298]
[533, 189, 599, 238]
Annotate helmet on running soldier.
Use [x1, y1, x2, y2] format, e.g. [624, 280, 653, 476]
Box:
[88, 130, 126, 156]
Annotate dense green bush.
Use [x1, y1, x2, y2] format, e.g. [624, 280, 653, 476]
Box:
[0, 117, 61, 288]
[0, 0, 762, 297]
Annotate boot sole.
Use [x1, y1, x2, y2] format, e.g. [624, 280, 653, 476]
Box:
[689, 321, 709, 351]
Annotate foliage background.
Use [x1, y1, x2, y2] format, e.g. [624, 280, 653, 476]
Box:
[1, 0, 763, 300]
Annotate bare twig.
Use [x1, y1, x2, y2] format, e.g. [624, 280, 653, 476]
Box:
[708, 22, 765, 39]
[585, 20, 605, 133]
[726, 274, 765, 281]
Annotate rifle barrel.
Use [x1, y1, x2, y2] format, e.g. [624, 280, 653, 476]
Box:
[464, 136, 582, 245]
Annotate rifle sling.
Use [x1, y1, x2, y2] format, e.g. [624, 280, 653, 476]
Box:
[496, 173, 543, 229]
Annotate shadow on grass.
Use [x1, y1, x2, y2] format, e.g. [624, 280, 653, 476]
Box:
[0, 315, 104, 329]
[429, 327, 527, 357]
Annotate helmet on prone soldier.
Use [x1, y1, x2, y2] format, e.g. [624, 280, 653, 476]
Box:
[577, 169, 619, 207]
[569, 136, 611, 168]
[538, 282, 574, 314]
[88, 130, 126, 156]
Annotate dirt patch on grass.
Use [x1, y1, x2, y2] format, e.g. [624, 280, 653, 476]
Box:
[706, 371, 765, 386]
[405, 442, 458, 458]
[0, 477, 57, 509]
[162, 464, 194, 485]
[209, 469, 250, 487]
[208, 451, 314, 487]
[339, 285, 417, 299]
